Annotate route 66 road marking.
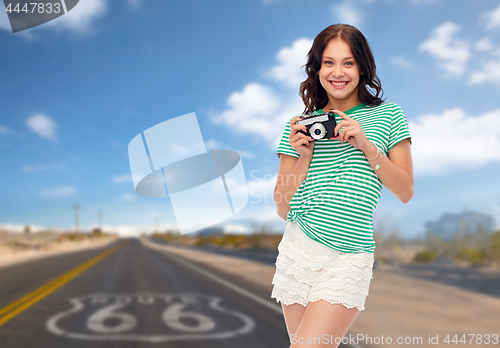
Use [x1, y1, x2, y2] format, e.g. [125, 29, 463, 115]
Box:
[46, 292, 255, 342]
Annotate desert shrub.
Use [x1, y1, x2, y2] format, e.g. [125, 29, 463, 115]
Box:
[455, 247, 485, 265]
[486, 231, 500, 262]
[194, 237, 208, 246]
[413, 249, 436, 263]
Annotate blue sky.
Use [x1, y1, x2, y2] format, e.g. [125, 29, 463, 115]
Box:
[1, 0, 499, 238]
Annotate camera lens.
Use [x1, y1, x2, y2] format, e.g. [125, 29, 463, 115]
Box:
[309, 123, 326, 140]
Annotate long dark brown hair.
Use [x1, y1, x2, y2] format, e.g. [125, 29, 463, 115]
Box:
[299, 24, 385, 114]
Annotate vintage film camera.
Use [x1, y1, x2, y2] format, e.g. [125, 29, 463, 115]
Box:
[297, 111, 338, 140]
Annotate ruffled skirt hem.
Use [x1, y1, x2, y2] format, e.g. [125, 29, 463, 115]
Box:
[270, 221, 374, 311]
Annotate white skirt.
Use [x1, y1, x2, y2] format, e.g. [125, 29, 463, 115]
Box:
[271, 221, 374, 311]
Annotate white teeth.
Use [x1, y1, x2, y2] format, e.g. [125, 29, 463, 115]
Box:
[331, 81, 348, 86]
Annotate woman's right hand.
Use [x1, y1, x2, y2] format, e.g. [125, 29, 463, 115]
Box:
[289, 116, 315, 159]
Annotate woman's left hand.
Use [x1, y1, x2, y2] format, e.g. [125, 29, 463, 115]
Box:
[328, 109, 371, 153]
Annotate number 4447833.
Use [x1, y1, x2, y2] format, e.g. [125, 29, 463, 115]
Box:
[443, 334, 498, 345]
[5, 2, 61, 14]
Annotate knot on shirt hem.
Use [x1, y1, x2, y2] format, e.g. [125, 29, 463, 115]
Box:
[286, 210, 299, 223]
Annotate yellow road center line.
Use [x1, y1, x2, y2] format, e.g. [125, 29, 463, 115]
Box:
[0, 241, 127, 327]
[0, 257, 105, 317]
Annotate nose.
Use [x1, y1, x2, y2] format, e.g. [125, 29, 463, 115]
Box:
[331, 64, 344, 78]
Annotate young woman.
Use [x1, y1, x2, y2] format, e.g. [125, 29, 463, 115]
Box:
[271, 24, 414, 347]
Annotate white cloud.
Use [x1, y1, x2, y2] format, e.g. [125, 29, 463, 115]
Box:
[469, 56, 500, 87]
[0, 223, 46, 233]
[211, 39, 319, 148]
[109, 225, 144, 236]
[330, 1, 363, 27]
[204, 138, 254, 157]
[25, 114, 58, 141]
[41, 186, 75, 199]
[93, 223, 161, 236]
[469, 41, 500, 87]
[247, 172, 279, 205]
[214, 171, 278, 207]
[223, 206, 285, 231]
[211, 39, 317, 149]
[210, 82, 303, 147]
[44, 0, 107, 34]
[127, 0, 145, 8]
[221, 223, 249, 235]
[22, 164, 47, 172]
[21, 162, 66, 172]
[205, 138, 222, 149]
[116, 192, 137, 201]
[389, 55, 414, 69]
[410, 108, 500, 175]
[419, 22, 470, 76]
[0, 125, 9, 135]
[251, 207, 284, 223]
[483, 3, 500, 29]
[266, 38, 312, 88]
[235, 150, 255, 158]
[112, 174, 133, 183]
[475, 37, 494, 51]
[87, 223, 173, 236]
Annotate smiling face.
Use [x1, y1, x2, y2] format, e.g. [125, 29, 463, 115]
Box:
[318, 37, 362, 110]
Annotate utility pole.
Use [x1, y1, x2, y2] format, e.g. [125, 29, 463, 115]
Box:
[73, 199, 80, 233]
[98, 209, 103, 231]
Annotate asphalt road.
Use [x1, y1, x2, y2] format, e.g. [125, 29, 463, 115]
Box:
[0, 238, 306, 348]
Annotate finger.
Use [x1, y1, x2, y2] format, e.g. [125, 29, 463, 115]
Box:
[335, 123, 353, 138]
[341, 129, 356, 144]
[330, 109, 352, 120]
[289, 129, 301, 141]
[294, 138, 308, 148]
[340, 128, 352, 144]
[291, 132, 311, 144]
[334, 121, 343, 136]
[291, 116, 302, 125]
[334, 120, 349, 136]
[291, 119, 307, 130]
[291, 124, 307, 134]
[334, 120, 356, 136]
[289, 117, 303, 136]
[292, 136, 310, 148]
[301, 134, 313, 142]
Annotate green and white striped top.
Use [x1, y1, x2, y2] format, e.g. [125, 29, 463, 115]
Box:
[276, 102, 412, 253]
